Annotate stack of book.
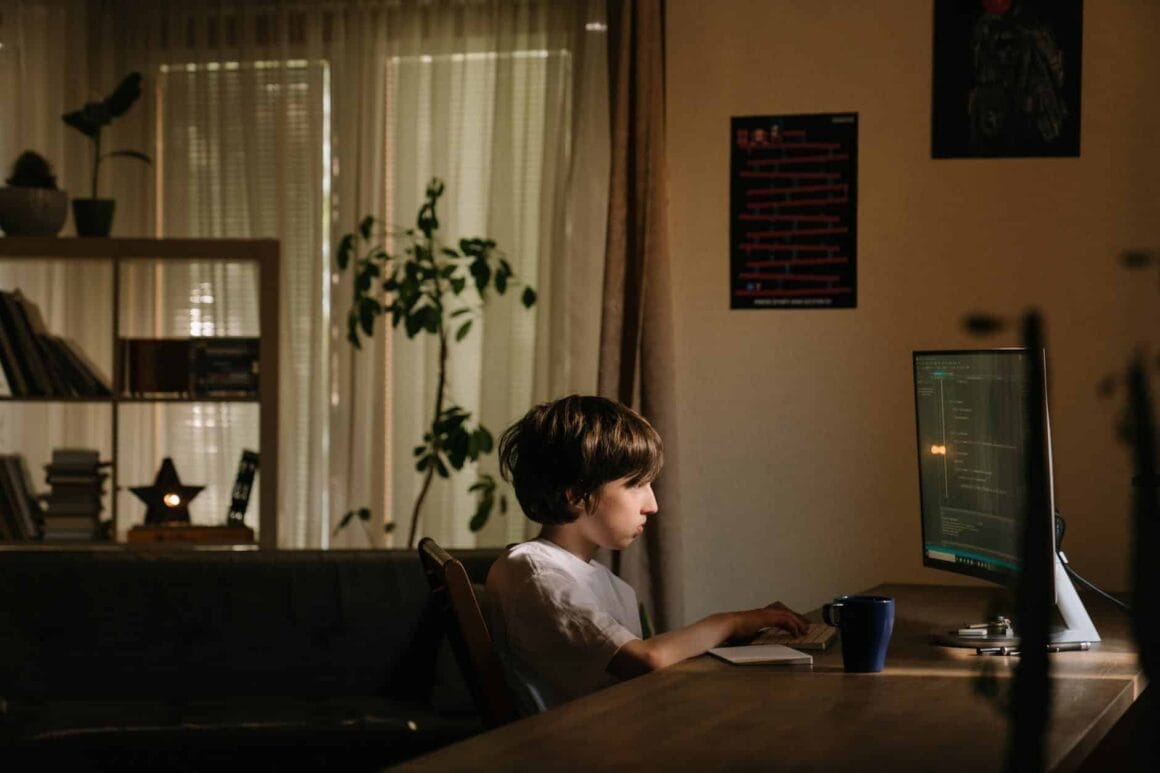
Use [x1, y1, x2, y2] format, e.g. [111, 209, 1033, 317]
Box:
[42, 448, 108, 541]
[0, 288, 112, 397]
[191, 338, 259, 398]
[0, 454, 44, 541]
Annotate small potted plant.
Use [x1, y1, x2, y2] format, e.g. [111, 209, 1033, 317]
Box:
[0, 150, 69, 236]
[62, 72, 152, 236]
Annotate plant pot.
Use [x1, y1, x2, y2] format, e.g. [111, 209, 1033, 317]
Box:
[0, 187, 69, 236]
[72, 198, 116, 237]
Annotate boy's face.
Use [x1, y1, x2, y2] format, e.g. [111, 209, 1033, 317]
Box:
[576, 477, 658, 551]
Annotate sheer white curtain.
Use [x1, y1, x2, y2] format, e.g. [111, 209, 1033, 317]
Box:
[377, 3, 609, 547]
[1, 0, 608, 548]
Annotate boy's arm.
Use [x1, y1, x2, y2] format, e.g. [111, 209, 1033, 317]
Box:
[606, 603, 809, 679]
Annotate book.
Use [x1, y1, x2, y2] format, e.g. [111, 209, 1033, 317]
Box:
[50, 448, 101, 466]
[15, 291, 70, 395]
[0, 289, 48, 395]
[120, 338, 191, 396]
[5, 455, 43, 539]
[0, 305, 27, 395]
[191, 337, 259, 398]
[707, 644, 813, 665]
[56, 336, 111, 395]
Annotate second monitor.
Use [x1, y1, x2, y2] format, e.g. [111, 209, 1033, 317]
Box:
[913, 348, 1099, 646]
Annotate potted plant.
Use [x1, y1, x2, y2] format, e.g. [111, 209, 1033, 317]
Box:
[62, 72, 152, 236]
[0, 150, 69, 236]
[334, 178, 537, 547]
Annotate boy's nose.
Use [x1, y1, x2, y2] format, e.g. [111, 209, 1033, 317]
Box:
[643, 484, 658, 514]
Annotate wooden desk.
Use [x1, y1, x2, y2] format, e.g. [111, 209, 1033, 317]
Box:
[401, 583, 1144, 772]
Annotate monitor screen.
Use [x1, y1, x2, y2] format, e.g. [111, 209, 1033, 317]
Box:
[913, 348, 1041, 585]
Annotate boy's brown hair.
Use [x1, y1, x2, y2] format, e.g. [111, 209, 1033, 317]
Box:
[498, 395, 663, 525]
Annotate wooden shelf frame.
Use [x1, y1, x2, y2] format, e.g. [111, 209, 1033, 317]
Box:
[0, 237, 280, 548]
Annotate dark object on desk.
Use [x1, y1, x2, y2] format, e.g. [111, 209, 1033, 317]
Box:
[130, 457, 203, 525]
[823, 595, 894, 673]
[418, 537, 518, 729]
[226, 449, 258, 526]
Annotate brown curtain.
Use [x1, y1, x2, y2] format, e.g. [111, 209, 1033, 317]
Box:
[599, 0, 682, 631]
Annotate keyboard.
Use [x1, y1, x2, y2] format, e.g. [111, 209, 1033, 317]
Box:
[752, 623, 837, 652]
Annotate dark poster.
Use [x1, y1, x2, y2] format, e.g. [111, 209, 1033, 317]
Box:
[730, 113, 857, 310]
[932, 0, 1083, 158]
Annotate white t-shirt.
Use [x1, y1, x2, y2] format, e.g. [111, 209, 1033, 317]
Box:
[485, 538, 642, 714]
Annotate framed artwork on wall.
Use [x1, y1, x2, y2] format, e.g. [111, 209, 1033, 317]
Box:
[730, 113, 858, 310]
[932, 0, 1083, 159]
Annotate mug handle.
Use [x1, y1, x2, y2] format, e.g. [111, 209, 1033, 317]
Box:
[822, 601, 842, 627]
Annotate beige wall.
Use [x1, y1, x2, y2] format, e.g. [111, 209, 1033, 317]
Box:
[666, 0, 1160, 624]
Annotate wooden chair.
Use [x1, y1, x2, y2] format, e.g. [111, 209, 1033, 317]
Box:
[418, 537, 519, 728]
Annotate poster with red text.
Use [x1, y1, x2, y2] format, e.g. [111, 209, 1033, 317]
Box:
[730, 113, 857, 309]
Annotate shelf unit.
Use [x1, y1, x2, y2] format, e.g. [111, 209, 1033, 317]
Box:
[0, 237, 279, 548]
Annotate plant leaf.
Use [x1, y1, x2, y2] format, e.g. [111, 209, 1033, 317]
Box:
[359, 298, 378, 337]
[469, 498, 492, 532]
[336, 234, 355, 270]
[104, 72, 143, 118]
[476, 426, 494, 454]
[456, 320, 473, 342]
[358, 215, 375, 240]
[522, 287, 537, 308]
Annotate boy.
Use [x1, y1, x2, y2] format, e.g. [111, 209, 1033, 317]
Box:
[486, 394, 809, 714]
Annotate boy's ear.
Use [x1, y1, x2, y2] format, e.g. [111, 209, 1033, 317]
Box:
[564, 487, 589, 516]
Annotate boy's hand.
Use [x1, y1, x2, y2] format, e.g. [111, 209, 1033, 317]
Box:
[733, 602, 810, 640]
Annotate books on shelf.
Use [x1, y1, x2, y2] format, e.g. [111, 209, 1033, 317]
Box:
[121, 337, 259, 398]
[40, 447, 109, 542]
[0, 288, 111, 397]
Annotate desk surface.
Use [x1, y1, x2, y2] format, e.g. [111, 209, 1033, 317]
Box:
[402, 583, 1143, 772]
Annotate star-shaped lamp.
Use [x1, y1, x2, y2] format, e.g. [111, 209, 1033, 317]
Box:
[131, 457, 204, 525]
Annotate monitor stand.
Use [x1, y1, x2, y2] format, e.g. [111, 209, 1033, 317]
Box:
[932, 552, 1102, 648]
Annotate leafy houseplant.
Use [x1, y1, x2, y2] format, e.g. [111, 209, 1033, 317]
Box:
[335, 178, 537, 547]
[0, 151, 69, 236]
[62, 72, 152, 236]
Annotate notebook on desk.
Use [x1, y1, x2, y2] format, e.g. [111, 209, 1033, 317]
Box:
[708, 644, 813, 665]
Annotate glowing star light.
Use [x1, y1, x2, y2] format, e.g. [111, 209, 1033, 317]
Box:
[131, 457, 204, 525]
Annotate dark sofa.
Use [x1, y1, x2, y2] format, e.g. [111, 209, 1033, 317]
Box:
[0, 546, 500, 770]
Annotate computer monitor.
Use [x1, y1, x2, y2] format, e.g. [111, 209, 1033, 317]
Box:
[912, 348, 1099, 646]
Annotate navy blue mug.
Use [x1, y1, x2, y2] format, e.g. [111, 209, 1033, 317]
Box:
[822, 595, 895, 673]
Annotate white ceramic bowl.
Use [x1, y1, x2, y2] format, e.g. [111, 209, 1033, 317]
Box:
[0, 187, 69, 236]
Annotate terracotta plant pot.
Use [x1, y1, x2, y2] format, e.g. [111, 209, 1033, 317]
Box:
[72, 198, 116, 237]
[0, 187, 69, 236]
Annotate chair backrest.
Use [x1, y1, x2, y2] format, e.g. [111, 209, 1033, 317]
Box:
[418, 537, 519, 728]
